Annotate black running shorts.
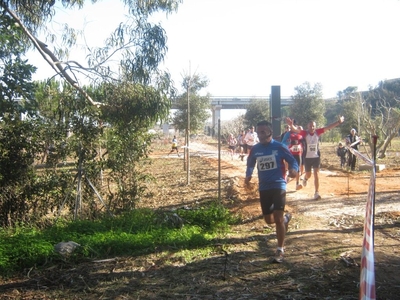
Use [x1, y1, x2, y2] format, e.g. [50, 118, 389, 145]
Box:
[304, 157, 320, 172]
[259, 189, 286, 215]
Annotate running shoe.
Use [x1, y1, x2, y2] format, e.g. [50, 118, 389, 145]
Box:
[302, 178, 307, 187]
[314, 192, 321, 200]
[273, 249, 284, 263]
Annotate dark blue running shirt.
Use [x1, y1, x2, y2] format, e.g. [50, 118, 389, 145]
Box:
[246, 139, 299, 191]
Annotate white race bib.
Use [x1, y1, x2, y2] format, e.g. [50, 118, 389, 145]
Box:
[257, 155, 277, 172]
[308, 143, 317, 153]
[291, 145, 300, 152]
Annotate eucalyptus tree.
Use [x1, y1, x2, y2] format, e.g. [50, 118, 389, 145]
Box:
[289, 82, 325, 128]
[1, 0, 182, 133]
[1, 0, 181, 107]
[0, 0, 184, 219]
[0, 13, 36, 114]
[0, 14, 44, 226]
[33, 80, 73, 164]
[243, 98, 270, 129]
[335, 86, 359, 137]
[172, 74, 211, 134]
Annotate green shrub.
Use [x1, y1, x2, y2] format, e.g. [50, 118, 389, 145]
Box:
[0, 203, 239, 275]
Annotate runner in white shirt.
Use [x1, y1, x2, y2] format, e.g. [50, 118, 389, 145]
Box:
[244, 126, 259, 154]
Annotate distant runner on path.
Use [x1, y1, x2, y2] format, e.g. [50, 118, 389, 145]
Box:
[168, 135, 180, 157]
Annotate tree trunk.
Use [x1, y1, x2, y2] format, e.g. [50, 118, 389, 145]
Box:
[378, 132, 398, 159]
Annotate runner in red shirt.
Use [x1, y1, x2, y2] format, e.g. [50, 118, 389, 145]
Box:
[286, 116, 344, 200]
[282, 121, 304, 190]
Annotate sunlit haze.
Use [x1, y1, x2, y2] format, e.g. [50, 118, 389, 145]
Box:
[30, 0, 400, 120]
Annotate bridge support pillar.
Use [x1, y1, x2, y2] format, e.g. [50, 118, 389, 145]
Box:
[212, 105, 222, 136]
[270, 86, 281, 140]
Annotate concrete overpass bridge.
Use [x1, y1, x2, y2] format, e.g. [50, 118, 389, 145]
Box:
[169, 92, 338, 136]
[209, 96, 293, 109]
[171, 96, 293, 130]
[171, 96, 293, 110]
[207, 96, 293, 130]
[207, 95, 337, 133]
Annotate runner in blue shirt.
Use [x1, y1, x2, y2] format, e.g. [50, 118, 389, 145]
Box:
[245, 120, 298, 263]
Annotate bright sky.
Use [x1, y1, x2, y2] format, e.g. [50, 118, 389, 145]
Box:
[31, 0, 400, 100]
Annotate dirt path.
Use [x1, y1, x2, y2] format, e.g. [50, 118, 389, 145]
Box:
[183, 141, 400, 221]
[150, 143, 400, 299]
[1, 142, 399, 299]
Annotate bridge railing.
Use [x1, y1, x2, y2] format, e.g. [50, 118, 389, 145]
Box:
[210, 96, 293, 108]
[171, 96, 338, 109]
